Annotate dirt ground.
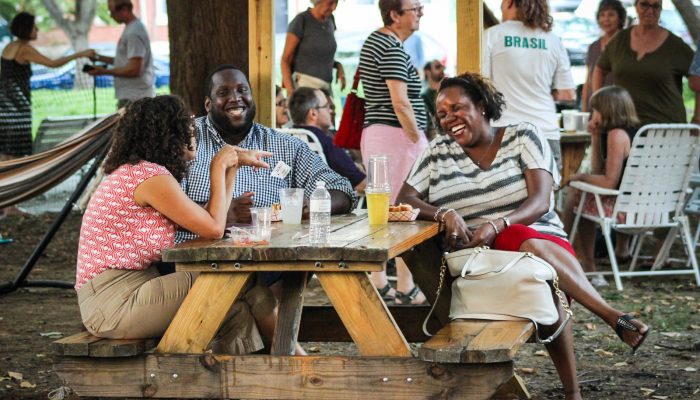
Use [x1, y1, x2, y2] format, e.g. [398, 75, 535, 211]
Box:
[1, 212, 699, 399]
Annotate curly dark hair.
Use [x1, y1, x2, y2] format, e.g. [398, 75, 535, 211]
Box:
[512, 0, 553, 32]
[438, 72, 506, 122]
[10, 12, 35, 40]
[103, 95, 193, 181]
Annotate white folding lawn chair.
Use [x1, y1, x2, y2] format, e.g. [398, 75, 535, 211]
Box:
[278, 127, 366, 209]
[278, 128, 327, 164]
[569, 124, 700, 291]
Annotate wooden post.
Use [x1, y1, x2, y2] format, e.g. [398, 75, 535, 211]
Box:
[457, 0, 483, 74]
[248, 0, 275, 128]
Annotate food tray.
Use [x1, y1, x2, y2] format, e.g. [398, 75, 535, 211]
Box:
[388, 208, 419, 222]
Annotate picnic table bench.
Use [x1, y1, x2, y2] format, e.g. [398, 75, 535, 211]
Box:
[54, 212, 535, 399]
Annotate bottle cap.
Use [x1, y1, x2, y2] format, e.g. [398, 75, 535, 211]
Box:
[316, 181, 326, 188]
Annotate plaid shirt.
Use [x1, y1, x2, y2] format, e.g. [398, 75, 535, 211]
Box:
[176, 116, 355, 243]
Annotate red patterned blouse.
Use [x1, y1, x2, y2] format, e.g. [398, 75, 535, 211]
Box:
[75, 161, 176, 290]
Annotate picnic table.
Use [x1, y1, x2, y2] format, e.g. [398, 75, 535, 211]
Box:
[560, 131, 591, 187]
[54, 211, 535, 399]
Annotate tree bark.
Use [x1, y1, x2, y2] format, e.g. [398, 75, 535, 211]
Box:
[43, 0, 96, 89]
[671, 0, 700, 43]
[167, 0, 250, 116]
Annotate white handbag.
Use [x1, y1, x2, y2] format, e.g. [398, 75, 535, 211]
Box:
[423, 247, 572, 344]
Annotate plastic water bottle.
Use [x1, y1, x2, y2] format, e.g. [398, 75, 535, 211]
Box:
[309, 181, 331, 245]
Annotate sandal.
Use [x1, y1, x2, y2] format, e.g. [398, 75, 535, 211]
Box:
[395, 286, 427, 305]
[377, 283, 395, 303]
[615, 314, 650, 354]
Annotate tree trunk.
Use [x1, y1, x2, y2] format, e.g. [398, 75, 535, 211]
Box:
[167, 0, 249, 116]
[672, 0, 700, 43]
[43, 0, 96, 89]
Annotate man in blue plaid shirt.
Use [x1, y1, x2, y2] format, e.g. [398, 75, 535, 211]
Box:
[176, 65, 355, 243]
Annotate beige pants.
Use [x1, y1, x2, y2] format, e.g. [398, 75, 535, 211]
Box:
[77, 267, 276, 354]
[294, 72, 332, 95]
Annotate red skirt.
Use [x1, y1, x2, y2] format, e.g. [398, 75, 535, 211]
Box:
[493, 224, 576, 257]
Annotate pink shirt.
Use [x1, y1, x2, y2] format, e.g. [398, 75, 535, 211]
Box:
[75, 161, 175, 290]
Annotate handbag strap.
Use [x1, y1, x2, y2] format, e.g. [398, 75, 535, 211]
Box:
[422, 253, 448, 337]
[351, 69, 361, 92]
[533, 274, 574, 344]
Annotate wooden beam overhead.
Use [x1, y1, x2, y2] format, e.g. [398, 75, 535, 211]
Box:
[248, 0, 275, 127]
[457, 0, 483, 74]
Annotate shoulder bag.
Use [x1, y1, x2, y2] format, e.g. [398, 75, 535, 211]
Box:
[334, 69, 365, 150]
[422, 247, 573, 344]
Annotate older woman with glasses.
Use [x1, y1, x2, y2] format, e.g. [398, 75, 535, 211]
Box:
[593, 0, 694, 126]
[275, 85, 291, 129]
[358, 0, 429, 305]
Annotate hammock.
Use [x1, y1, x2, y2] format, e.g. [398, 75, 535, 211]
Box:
[0, 113, 118, 209]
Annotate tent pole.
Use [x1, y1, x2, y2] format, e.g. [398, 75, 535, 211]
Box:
[0, 144, 109, 295]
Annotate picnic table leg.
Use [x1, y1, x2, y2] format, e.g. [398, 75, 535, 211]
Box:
[270, 272, 308, 355]
[402, 237, 452, 326]
[317, 271, 411, 357]
[156, 271, 252, 354]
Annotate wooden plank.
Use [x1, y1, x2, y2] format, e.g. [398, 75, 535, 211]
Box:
[56, 354, 515, 399]
[317, 272, 411, 357]
[248, 0, 274, 127]
[175, 260, 383, 273]
[271, 272, 308, 355]
[493, 374, 531, 399]
[419, 320, 534, 364]
[402, 237, 453, 326]
[342, 220, 440, 261]
[297, 305, 440, 343]
[457, 0, 482, 74]
[156, 272, 252, 354]
[52, 331, 102, 356]
[89, 337, 158, 358]
[161, 237, 225, 263]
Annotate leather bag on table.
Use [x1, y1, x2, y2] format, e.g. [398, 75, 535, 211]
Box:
[334, 69, 365, 150]
[422, 247, 572, 344]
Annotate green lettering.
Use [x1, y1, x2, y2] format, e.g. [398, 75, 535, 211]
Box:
[513, 36, 521, 47]
[541, 38, 547, 49]
[530, 38, 538, 48]
[505, 36, 512, 47]
[522, 37, 529, 48]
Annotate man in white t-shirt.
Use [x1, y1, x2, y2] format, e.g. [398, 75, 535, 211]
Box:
[482, 0, 575, 167]
[88, 0, 155, 108]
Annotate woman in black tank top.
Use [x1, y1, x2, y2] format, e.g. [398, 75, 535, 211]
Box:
[562, 86, 640, 287]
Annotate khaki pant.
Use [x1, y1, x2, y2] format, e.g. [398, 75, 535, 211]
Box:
[77, 267, 276, 354]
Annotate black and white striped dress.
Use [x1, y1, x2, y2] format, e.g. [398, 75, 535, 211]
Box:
[358, 31, 426, 130]
[405, 123, 566, 238]
[0, 57, 32, 157]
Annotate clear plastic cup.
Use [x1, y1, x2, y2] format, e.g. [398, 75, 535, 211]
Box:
[250, 207, 272, 241]
[279, 188, 304, 225]
[575, 112, 590, 134]
[366, 188, 390, 225]
[561, 110, 577, 132]
[367, 154, 391, 192]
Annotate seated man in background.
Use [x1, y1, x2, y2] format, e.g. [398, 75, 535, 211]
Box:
[177, 64, 355, 241]
[288, 87, 366, 193]
[421, 59, 445, 140]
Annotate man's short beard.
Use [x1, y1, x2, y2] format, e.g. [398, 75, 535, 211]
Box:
[210, 105, 257, 139]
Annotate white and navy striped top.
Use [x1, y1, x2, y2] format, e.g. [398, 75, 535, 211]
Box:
[358, 31, 426, 130]
[405, 123, 566, 238]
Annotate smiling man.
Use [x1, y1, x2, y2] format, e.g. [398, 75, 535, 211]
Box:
[176, 65, 355, 243]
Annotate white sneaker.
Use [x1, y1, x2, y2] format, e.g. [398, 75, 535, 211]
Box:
[590, 274, 609, 288]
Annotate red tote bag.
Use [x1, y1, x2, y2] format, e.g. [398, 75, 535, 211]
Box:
[334, 70, 365, 150]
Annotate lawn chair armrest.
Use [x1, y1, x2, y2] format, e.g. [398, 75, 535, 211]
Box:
[569, 181, 619, 196]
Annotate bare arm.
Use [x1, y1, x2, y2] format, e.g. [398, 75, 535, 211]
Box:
[18, 45, 94, 68]
[87, 57, 143, 78]
[553, 88, 576, 102]
[580, 67, 592, 112]
[329, 189, 352, 214]
[92, 54, 115, 65]
[386, 79, 421, 143]
[281, 33, 300, 97]
[334, 61, 346, 91]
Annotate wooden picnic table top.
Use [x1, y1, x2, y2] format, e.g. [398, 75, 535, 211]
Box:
[560, 131, 591, 144]
[162, 211, 440, 263]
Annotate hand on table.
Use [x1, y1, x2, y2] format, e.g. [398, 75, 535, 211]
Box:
[443, 211, 471, 250]
[226, 191, 254, 224]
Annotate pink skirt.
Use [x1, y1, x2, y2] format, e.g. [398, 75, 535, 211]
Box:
[361, 124, 428, 204]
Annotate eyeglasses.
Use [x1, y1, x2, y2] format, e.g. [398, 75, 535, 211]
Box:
[402, 5, 424, 13]
[276, 100, 287, 108]
[315, 102, 331, 110]
[637, 1, 661, 11]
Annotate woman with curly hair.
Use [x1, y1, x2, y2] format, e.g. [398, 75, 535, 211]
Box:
[75, 95, 276, 354]
[482, 0, 575, 168]
[398, 73, 650, 399]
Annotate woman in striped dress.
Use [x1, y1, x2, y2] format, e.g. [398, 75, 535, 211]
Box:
[398, 73, 650, 400]
[358, 0, 429, 305]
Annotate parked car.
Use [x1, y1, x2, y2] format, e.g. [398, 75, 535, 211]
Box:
[552, 12, 599, 66]
[30, 52, 170, 90]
